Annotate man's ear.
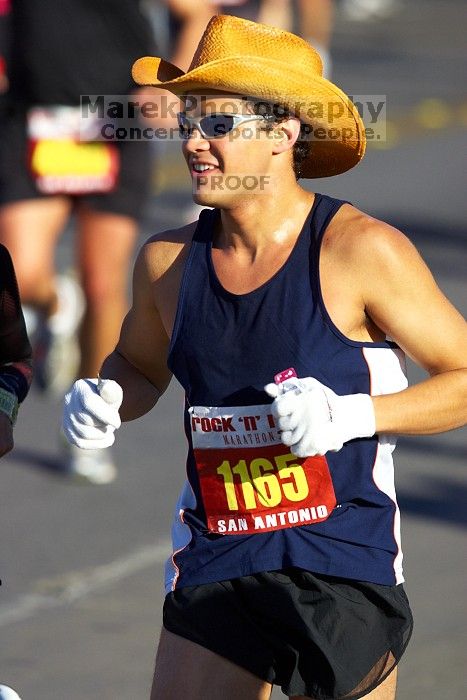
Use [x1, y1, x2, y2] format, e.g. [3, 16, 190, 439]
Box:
[271, 118, 301, 155]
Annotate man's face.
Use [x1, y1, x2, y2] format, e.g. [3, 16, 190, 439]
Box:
[180, 93, 278, 207]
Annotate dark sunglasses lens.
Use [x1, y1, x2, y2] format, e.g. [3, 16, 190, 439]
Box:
[200, 115, 235, 137]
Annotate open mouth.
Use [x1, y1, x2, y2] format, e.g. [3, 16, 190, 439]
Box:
[191, 163, 220, 177]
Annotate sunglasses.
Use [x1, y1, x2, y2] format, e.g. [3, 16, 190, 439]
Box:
[177, 112, 273, 139]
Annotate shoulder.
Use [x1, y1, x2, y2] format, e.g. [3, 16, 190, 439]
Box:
[136, 220, 198, 284]
[325, 203, 414, 256]
[323, 203, 425, 283]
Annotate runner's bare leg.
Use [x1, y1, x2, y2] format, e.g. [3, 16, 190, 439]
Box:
[0, 197, 72, 315]
[151, 628, 273, 700]
[290, 667, 397, 700]
[76, 207, 137, 376]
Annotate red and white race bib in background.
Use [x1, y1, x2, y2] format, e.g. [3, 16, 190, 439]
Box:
[189, 403, 337, 535]
[27, 106, 120, 195]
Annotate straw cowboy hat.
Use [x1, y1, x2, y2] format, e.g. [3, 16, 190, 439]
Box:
[132, 14, 366, 178]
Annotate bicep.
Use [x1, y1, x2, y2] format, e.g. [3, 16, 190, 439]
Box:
[115, 246, 172, 393]
[362, 229, 467, 375]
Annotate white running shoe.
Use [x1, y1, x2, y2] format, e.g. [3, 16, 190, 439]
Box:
[61, 442, 117, 485]
[22, 304, 39, 338]
[341, 0, 399, 21]
[0, 686, 23, 700]
[34, 272, 85, 395]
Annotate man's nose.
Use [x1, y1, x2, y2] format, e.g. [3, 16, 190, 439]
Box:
[183, 128, 211, 150]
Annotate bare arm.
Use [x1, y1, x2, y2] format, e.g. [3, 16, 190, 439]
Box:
[135, 1, 216, 130]
[165, 0, 217, 71]
[257, 0, 293, 30]
[297, 0, 334, 47]
[100, 242, 173, 422]
[358, 223, 467, 434]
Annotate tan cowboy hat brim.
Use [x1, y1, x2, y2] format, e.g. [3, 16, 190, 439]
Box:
[133, 41, 366, 178]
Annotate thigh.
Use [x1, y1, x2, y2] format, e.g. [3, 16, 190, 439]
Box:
[76, 207, 137, 290]
[151, 628, 273, 700]
[363, 667, 397, 700]
[289, 667, 397, 700]
[0, 197, 71, 281]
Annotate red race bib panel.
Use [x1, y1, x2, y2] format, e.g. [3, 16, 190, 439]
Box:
[27, 106, 120, 195]
[189, 404, 337, 535]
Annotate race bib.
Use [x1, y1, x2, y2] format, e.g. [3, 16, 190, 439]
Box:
[190, 404, 337, 535]
[27, 106, 120, 195]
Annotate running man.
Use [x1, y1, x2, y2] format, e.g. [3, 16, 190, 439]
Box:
[0, 0, 158, 482]
[63, 15, 467, 699]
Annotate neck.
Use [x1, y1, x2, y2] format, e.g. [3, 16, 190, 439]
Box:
[215, 183, 315, 256]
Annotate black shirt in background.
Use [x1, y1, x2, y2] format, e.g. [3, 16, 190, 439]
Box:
[8, 0, 156, 106]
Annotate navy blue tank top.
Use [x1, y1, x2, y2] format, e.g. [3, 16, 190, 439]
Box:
[166, 193, 408, 592]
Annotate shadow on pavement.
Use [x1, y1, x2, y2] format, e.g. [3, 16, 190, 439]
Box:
[398, 476, 467, 529]
[397, 434, 466, 529]
[7, 446, 67, 476]
[397, 435, 466, 461]
[386, 218, 466, 244]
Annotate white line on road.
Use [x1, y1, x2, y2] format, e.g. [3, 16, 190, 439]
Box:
[0, 540, 171, 627]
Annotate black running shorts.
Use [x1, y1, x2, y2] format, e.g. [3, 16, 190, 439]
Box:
[0, 110, 152, 220]
[163, 568, 413, 700]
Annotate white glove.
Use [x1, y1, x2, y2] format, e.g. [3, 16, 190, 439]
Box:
[264, 376, 375, 457]
[63, 378, 123, 449]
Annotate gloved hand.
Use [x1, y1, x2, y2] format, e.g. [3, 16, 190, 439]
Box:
[63, 378, 123, 449]
[264, 376, 375, 457]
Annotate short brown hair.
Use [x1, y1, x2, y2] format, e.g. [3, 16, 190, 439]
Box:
[247, 100, 312, 179]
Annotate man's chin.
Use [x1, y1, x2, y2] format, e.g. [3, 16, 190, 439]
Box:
[192, 191, 224, 207]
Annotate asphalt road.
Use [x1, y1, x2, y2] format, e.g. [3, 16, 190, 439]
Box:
[1, 2, 466, 698]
